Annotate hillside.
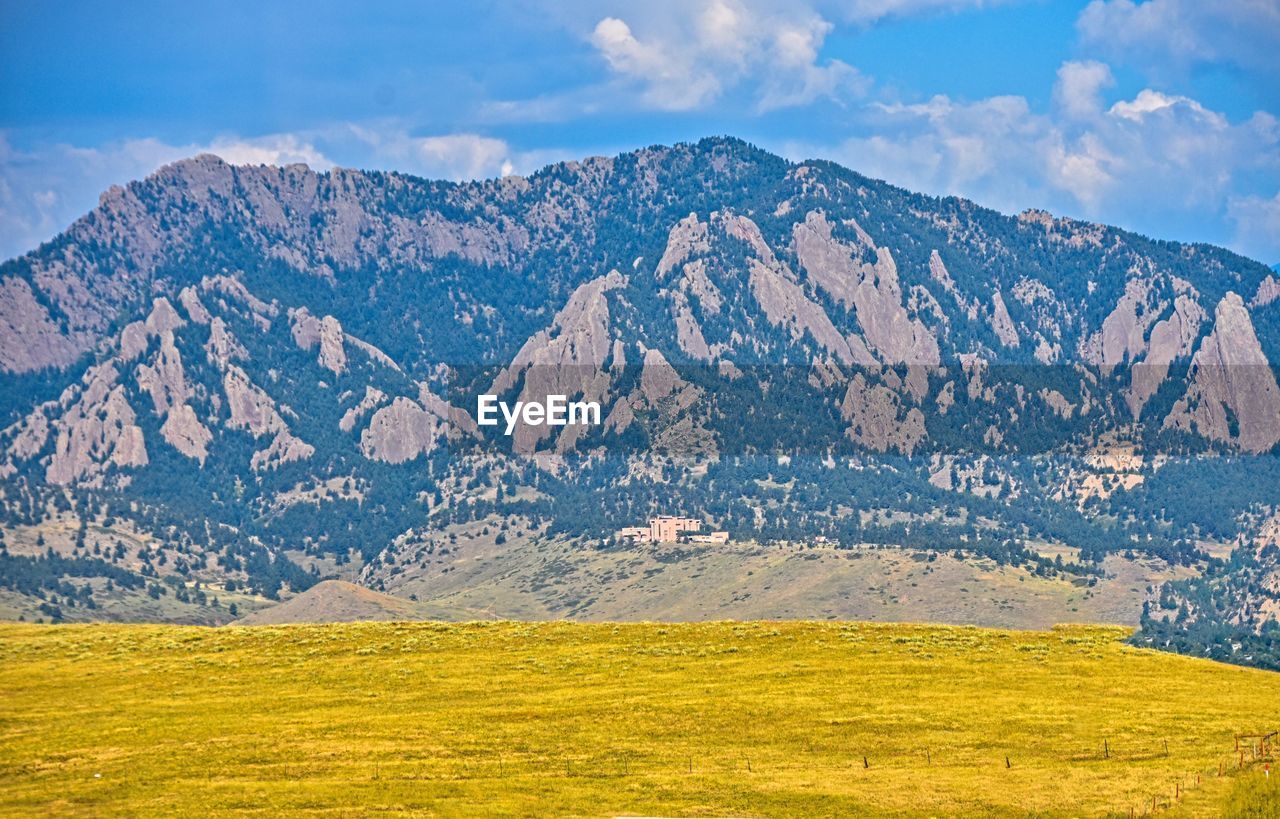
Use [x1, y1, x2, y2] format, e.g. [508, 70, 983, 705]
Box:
[0, 138, 1277, 664]
[231, 579, 480, 624]
[1, 621, 1276, 816]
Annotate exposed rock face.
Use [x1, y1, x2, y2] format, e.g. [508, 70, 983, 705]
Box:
[492, 271, 626, 454]
[3, 136, 1280, 491]
[1253, 275, 1280, 308]
[360, 396, 447, 464]
[120, 295, 212, 463]
[161, 404, 214, 463]
[841, 373, 926, 455]
[135, 326, 212, 462]
[290, 308, 347, 374]
[178, 286, 211, 324]
[1039, 389, 1075, 419]
[670, 290, 713, 361]
[222, 365, 314, 470]
[657, 213, 711, 277]
[639, 348, 683, 403]
[1127, 294, 1206, 418]
[202, 274, 278, 322]
[340, 386, 388, 433]
[223, 365, 286, 437]
[604, 348, 713, 456]
[250, 430, 316, 471]
[989, 291, 1019, 348]
[1083, 278, 1161, 369]
[45, 364, 148, 485]
[205, 317, 248, 367]
[0, 277, 82, 372]
[1166, 293, 1280, 452]
[793, 211, 940, 367]
[748, 250, 869, 367]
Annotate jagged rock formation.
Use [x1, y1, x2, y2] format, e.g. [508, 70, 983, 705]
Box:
[792, 210, 940, 368]
[1165, 293, 1280, 452]
[492, 270, 626, 454]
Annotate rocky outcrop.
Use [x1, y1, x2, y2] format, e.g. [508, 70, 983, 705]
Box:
[492, 271, 626, 454]
[340, 386, 388, 433]
[45, 364, 148, 485]
[731, 211, 871, 367]
[1165, 293, 1280, 452]
[1127, 294, 1206, 418]
[670, 291, 713, 361]
[222, 365, 313, 470]
[134, 322, 212, 462]
[161, 404, 214, 463]
[748, 253, 871, 367]
[793, 211, 940, 367]
[841, 373, 926, 455]
[359, 396, 447, 464]
[658, 216, 724, 363]
[989, 291, 1019, 348]
[205, 317, 248, 368]
[1252, 275, 1280, 308]
[604, 348, 712, 456]
[290, 308, 347, 374]
[657, 213, 711, 277]
[178, 286, 211, 324]
[0, 277, 82, 372]
[1082, 278, 1162, 370]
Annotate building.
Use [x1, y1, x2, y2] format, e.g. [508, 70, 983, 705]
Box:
[649, 516, 703, 543]
[689, 531, 729, 544]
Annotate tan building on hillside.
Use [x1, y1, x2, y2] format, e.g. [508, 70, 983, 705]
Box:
[649, 516, 703, 543]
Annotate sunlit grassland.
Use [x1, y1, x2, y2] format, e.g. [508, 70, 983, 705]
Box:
[1, 621, 1277, 816]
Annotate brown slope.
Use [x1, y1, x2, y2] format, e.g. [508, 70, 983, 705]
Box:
[234, 580, 486, 625]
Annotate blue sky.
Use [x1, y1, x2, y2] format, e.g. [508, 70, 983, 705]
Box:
[2, 0, 1278, 263]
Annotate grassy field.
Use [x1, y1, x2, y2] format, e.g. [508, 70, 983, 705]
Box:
[0, 621, 1277, 817]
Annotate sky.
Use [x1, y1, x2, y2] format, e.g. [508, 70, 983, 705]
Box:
[1, 0, 1278, 264]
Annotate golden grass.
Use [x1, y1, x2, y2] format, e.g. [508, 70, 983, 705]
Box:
[0, 621, 1276, 817]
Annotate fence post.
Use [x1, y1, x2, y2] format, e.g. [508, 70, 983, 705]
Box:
[1104, 739, 1110, 759]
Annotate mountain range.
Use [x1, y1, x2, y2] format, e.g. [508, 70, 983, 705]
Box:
[1, 137, 1277, 667]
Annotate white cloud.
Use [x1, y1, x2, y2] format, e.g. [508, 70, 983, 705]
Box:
[1053, 60, 1114, 120]
[198, 134, 332, 168]
[590, 16, 723, 110]
[787, 65, 1280, 260]
[585, 0, 867, 112]
[1077, 0, 1280, 81]
[1108, 89, 1220, 123]
[343, 126, 572, 181]
[833, 0, 1017, 26]
[1228, 192, 1280, 264]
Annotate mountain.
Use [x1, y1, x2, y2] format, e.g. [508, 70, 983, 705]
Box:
[1, 137, 1277, 666]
